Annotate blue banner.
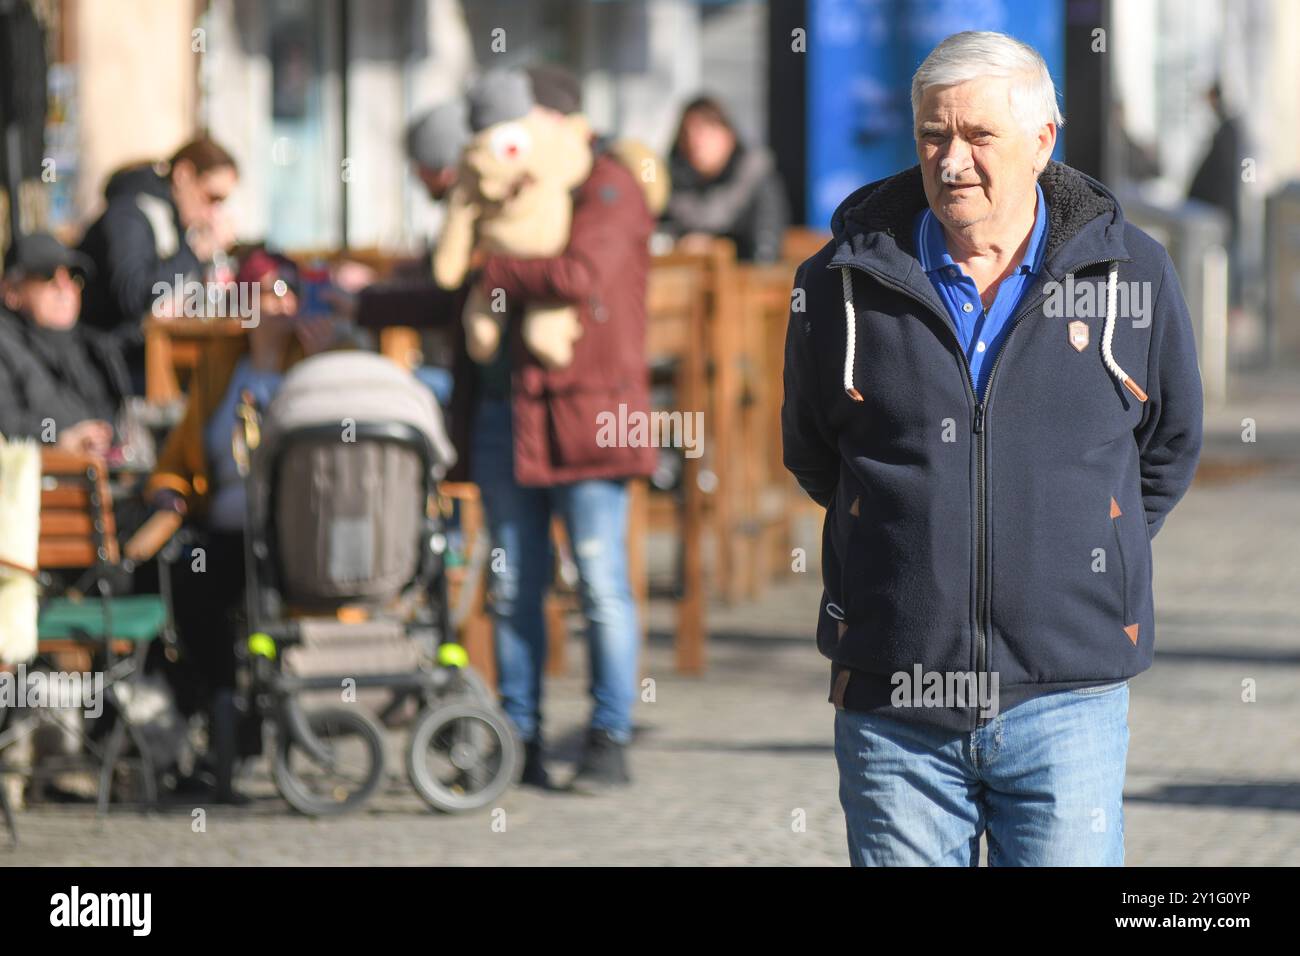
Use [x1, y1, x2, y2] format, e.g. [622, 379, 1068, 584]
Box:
[807, 0, 1065, 227]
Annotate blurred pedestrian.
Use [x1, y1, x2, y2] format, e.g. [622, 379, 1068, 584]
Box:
[662, 95, 788, 263]
[1187, 82, 1244, 305]
[406, 97, 471, 203]
[449, 64, 658, 791]
[78, 135, 239, 390]
[340, 98, 472, 404]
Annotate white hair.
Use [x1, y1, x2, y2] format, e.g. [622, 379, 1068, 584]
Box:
[911, 31, 1064, 135]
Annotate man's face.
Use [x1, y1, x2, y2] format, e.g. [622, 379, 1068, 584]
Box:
[3, 266, 82, 330]
[915, 75, 1054, 232]
[172, 161, 237, 230]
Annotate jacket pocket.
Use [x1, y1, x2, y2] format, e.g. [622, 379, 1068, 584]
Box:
[1110, 516, 1130, 625]
[839, 490, 866, 623]
[1111, 503, 1149, 629]
[816, 494, 847, 657]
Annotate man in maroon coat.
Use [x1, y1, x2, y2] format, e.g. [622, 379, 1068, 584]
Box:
[451, 66, 656, 790]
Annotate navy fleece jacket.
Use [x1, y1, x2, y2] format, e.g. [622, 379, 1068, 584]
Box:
[782, 161, 1203, 730]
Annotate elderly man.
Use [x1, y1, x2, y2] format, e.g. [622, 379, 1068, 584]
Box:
[782, 32, 1202, 866]
[0, 233, 129, 454]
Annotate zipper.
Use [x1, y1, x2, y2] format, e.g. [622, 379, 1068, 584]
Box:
[833, 255, 1122, 731]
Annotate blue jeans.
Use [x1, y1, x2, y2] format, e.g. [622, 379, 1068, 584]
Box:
[470, 399, 639, 745]
[834, 680, 1130, 866]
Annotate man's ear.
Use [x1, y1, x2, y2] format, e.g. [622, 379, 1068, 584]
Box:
[1035, 122, 1057, 172]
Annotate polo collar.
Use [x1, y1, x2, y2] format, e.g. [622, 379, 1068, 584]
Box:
[917, 181, 1049, 278]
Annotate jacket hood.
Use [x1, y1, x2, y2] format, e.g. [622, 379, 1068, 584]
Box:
[103, 162, 172, 203]
[829, 160, 1128, 273]
[827, 160, 1146, 406]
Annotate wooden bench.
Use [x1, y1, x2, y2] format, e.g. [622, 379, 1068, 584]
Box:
[1, 451, 181, 841]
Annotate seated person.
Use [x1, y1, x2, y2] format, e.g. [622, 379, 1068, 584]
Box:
[0, 233, 130, 455]
[660, 95, 789, 263]
[78, 136, 240, 391]
[145, 249, 336, 803]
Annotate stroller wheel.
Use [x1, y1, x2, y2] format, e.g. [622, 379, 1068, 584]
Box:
[406, 702, 519, 813]
[273, 706, 385, 816]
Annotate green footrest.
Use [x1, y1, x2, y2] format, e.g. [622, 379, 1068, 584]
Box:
[38, 596, 167, 643]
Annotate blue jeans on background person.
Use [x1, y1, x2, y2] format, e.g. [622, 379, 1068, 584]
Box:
[834, 680, 1130, 866]
[470, 398, 639, 746]
[414, 365, 454, 408]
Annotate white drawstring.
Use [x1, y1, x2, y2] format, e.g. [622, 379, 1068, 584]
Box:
[1100, 261, 1148, 403]
[840, 267, 863, 402]
[841, 261, 1146, 404]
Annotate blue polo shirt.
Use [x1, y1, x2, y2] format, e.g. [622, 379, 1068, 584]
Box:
[914, 182, 1048, 399]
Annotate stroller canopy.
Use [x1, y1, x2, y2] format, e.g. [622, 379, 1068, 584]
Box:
[260, 351, 456, 477]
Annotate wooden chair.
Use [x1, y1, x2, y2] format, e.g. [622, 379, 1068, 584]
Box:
[645, 260, 710, 672]
[651, 242, 730, 602]
[0, 451, 182, 845]
[729, 263, 803, 598]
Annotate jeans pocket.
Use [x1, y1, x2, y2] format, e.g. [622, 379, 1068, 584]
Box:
[1068, 679, 1129, 696]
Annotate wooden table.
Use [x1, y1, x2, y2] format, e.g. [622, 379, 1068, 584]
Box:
[143, 317, 247, 405]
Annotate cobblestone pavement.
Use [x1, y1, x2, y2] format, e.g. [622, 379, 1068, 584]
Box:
[5, 375, 1298, 866]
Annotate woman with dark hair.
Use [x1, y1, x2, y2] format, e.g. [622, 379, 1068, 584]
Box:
[661, 95, 789, 263]
[78, 134, 241, 389]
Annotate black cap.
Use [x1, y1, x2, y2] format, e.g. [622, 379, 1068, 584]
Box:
[3, 232, 94, 281]
[525, 64, 582, 115]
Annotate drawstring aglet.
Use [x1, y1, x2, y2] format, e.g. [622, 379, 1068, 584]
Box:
[1122, 378, 1148, 402]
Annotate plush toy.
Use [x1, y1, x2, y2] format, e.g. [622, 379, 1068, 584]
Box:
[434, 70, 593, 370]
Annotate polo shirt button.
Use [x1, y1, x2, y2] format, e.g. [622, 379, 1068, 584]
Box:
[976, 341, 986, 352]
[962, 302, 974, 313]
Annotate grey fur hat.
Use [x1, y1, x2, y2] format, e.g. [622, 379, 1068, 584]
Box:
[405, 98, 470, 171]
[466, 69, 534, 132]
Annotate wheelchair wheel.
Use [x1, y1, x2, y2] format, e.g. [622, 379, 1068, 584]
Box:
[273, 706, 385, 816]
[406, 702, 519, 813]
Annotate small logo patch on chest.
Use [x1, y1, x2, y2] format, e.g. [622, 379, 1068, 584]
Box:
[1068, 320, 1090, 352]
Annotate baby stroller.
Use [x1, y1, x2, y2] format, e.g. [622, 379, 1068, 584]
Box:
[234, 352, 517, 816]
